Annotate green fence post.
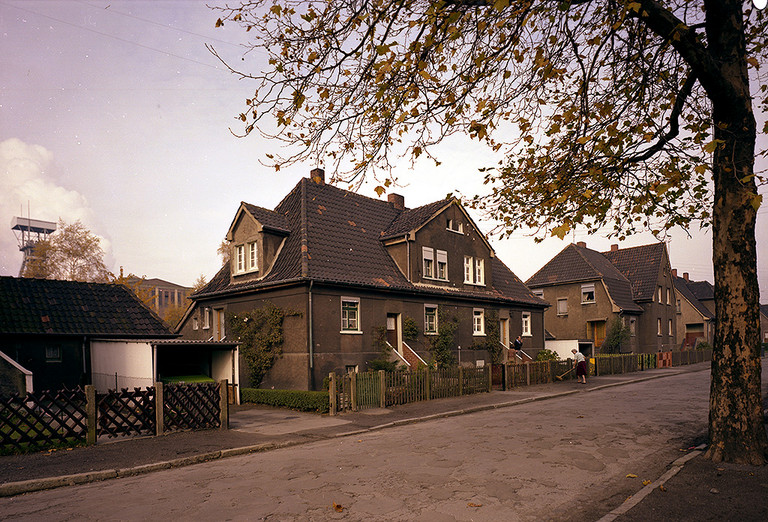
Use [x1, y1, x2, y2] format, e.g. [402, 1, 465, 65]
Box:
[86, 385, 96, 445]
[351, 372, 358, 412]
[329, 373, 337, 416]
[426, 368, 431, 400]
[458, 367, 464, 395]
[487, 365, 492, 392]
[155, 381, 164, 436]
[379, 370, 386, 408]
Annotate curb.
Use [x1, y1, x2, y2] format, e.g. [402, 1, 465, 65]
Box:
[595, 444, 707, 522]
[0, 365, 709, 498]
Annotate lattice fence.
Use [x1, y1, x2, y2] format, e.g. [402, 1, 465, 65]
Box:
[0, 388, 87, 453]
[97, 387, 155, 438]
[164, 382, 221, 431]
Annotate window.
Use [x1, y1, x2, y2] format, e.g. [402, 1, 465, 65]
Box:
[345, 365, 358, 374]
[203, 308, 211, 329]
[424, 305, 438, 334]
[658, 286, 663, 303]
[422, 247, 434, 278]
[668, 319, 673, 336]
[676, 299, 682, 314]
[475, 258, 485, 285]
[236, 245, 245, 273]
[666, 287, 671, 305]
[473, 309, 485, 335]
[192, 316, 199, 330]
[630, 317, 636, 336]
[581, 283, 596, 304]
[532, 289, 544, 298]
[446, 219, 463, 233]
[657, 318, 662, 336]
[557, 298, 568, 316]
[522, 312, 531, 336]
[436, 250, 448, 280]
[248, 242, 258, 271]
[45, 345, 61, 362]
[464, 256, 485, 285]
[341, 297, 360, 332]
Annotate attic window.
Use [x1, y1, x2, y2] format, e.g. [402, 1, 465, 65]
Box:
[446, 219, 463, 233]
[235, 242, 259, 274]
[581, 283, 595, 304]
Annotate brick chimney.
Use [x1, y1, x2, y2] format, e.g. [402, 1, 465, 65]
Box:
[576, 241, 586, 248]
[611, 244, 619, 251]
[310, 167, 324, 185]
[683, 272, 689, 281]
[388, 193, 405, 210]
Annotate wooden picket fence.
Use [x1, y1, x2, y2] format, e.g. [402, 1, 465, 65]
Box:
[0, 381, 229, 454]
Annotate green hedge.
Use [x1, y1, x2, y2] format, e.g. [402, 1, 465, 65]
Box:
[240, 388, 330, 413]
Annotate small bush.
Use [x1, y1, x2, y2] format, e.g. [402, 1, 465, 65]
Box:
[696, 341, 712, 351]
[240, 388, 329, 413]
[535, 349, 560, 361]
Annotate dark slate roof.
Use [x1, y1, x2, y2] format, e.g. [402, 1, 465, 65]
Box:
[525, 243, 642, 313]
[381, 199, 451, 240]
[674, 276, 715, 320]
[601, 243, 667, 302]
[686, 280, 714, 301]
[761, 304, 768, 318]
[242, 202, 290, 234]
[194, 178, 545, 308]
[0, 276, 174, 337]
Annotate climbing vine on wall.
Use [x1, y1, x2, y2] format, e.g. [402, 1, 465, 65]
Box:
[429, 307, 458, 369]
[471, 310, 502, 364]
[227, 303, 300, 387]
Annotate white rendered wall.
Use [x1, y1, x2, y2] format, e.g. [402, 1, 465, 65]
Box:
[91, 341, 153, 392]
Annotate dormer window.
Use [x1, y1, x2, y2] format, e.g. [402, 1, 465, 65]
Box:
[235, 241, 259, 274]
[447, 219, 463, 234]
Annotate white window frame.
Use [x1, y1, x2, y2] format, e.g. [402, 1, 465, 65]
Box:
[658, 286, 664, 303]
[522, 312, 532, 337]
[436, 250, 448, 281]
[475, 258, 485, 285]
[192, 316, 199, 330]
[422, 247, 434, 279]
[341, 297, 361, 333]
[464, 256, 473, 283]
[236, 245, 245, 273]
[473, 308, 485, 336]
[424, 305, 438, 335]
[668, 318, 673, 336]
[532, 289, 544, 298]
[248, 241, 258, 272]
[203, 307, 211, 330]
[581, 283, 596, 304]
[666, 287, 671, 305]
[657, 318, 662, 336]
[214, 308, 225, 341]
[556, 298, 568, 316]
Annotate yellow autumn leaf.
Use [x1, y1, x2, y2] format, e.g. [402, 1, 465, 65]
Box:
[626, 473, 638, 478]
[333, 502, 343, 512]
[642, 480, 652, 486]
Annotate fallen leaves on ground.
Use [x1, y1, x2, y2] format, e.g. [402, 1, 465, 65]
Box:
[659, 485, 667, 492]
[642, 480, 652, 486]
[332, 502, 343, 512]
[626, 473, 638, 478]
[467, 503, 483, 508]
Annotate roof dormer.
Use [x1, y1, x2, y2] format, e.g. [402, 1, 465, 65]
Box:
[226, 202, 290, 284]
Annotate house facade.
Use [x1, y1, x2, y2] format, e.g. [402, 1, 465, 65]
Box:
[177, 170, 547, 390]
[526, 242, 678, 354]
[672, 270, 715, 348]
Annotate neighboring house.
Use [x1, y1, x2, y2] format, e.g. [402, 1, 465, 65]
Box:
[679, 273, 715, 316]
[672, 269, 715, 348]
[0, 276, 237, 394]
[760, 304, 768, 346]
[526, 242, 678, 355]
[177, 169, 547, 391]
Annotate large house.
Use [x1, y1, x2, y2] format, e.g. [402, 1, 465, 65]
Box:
[526, 242, 678, 355]
[177, 169, 547, 390]
[0, 276, 238, 395]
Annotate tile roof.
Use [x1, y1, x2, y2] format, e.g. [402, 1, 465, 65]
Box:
[193, 178, 545, 307]
[242, 202, 290, 234]
[525, 243, 645, 313]
[601, 243, 667, 302]
[0, 276, 174, 337]
[674, 276, 715, 320]
[685, 280, 714, 301]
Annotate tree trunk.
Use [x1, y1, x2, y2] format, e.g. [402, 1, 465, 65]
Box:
[705, 12, 766, 461]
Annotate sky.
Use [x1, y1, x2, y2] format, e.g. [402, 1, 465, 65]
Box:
[1, 0, 767, 299]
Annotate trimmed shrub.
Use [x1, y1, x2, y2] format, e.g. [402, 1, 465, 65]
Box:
[240, 388, 329, 413]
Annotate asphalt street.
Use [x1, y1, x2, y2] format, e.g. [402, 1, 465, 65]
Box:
[3, 363, 759, 521]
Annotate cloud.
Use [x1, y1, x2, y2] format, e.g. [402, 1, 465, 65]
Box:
[0, 138, 112, 276]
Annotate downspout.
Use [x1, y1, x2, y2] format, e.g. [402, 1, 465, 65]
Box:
[405, 234, 411, 282]
[308, 280, 314, 390]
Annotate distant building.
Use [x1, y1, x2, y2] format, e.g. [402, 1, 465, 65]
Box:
[10, 216, 56, 277]
[127, 277, 192, 318]
[672, 270, 715, 348]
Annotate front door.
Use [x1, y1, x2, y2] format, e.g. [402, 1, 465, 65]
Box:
[500, 318, 509, 363]
[386, 313, 400, 353]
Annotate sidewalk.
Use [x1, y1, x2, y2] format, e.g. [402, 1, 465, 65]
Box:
[1, 363, 766, 521]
